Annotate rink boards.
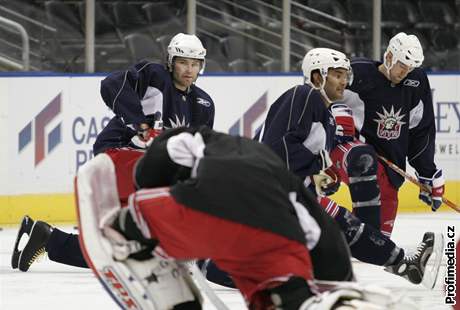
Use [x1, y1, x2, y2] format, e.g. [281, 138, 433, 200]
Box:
[0, 73, 459, 224]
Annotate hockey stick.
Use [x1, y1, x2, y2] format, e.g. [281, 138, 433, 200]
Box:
[180, 261, 231, 310]
[377, 155, 460, 212]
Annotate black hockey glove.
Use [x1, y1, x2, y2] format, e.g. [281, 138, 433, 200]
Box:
[105, 208, 158, 261]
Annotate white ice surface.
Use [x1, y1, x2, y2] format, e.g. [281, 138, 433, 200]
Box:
[1, 212, 459, 310]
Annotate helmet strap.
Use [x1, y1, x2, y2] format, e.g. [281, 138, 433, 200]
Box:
[320, 87, 333, 105]
[167, 56, 175, 72]
[319, 75, 334, 105]
[310, 71, 334, 105]
[383, 50, 395, 78]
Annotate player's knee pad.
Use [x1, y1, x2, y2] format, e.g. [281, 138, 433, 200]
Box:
[346, 145, 381, 212]
[346, 145, 378, 177]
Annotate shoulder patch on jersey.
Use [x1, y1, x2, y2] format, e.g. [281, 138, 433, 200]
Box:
[373, 106, 406, 141]
[403, 79, 420, 87]
[197, 97, 211, 107]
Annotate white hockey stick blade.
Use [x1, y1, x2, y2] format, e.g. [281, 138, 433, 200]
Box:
[75, 154, 202, 309]
[422, 232, 444, 290]
[181, 261, 230, 310]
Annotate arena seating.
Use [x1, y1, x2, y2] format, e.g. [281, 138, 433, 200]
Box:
[0, 0, 458, 72]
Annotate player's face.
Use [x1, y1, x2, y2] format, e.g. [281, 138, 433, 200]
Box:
[388, 61, 414, 84]
[324, 68, 349, 101]
[172, 57, 202, 90]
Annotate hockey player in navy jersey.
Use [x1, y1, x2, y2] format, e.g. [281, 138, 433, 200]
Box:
[330, 32, 444, 238]
[94, 32, 215, 154]
[11, 33, 215, 272]
[252, 47, 441, 287]
[196, 48, 441, 289]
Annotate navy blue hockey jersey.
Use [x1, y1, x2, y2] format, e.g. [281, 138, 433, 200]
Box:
[93, 61, 215, 154]
[341, 58, 437, 188]
[258, 84, 336, 183]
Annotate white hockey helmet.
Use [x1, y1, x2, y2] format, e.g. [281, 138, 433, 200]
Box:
[167, 33, 207, 73]
[301, 48, 351, 103]
[384, 32, 424, 71]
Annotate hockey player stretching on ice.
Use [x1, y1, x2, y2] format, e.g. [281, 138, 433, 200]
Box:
[331, 32, 444, 236]
[76, 127, 416, 310]
[195, 48, 441, 290]
[11, 33, 215, 272]
[327, 33, 446, 281]
[254, 47, 442, 287]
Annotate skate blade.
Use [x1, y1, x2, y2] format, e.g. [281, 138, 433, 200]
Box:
[11, 216, 34, 269]
[11, 250, 20, 269]
[421, 233, 444, 290]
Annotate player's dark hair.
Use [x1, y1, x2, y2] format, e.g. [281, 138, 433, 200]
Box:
[310, 69, 322, 87]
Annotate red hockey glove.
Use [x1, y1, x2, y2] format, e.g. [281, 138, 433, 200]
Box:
[417, 169, 445, 212]
[330, 103, 355, 144]
[131, 123, 163, 149]
[313, 150, 341, 196]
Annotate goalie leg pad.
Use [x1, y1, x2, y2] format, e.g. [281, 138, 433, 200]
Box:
[76, 153, 203, 309]
[122, 247, 199, 310]
[95, 248, 201, 310]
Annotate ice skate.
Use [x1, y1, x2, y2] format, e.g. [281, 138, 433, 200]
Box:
[11, 215, 36, 269]
[16, 220, 52, 272]
[385, 232, 443, 288]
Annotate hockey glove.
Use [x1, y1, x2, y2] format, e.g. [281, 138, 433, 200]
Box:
[313, 149, 341, 196]
[330, 103, 355, 144]
[105, 208, 158, 261]
[417, 169, 445, 211]
[131, 124, 163, 149]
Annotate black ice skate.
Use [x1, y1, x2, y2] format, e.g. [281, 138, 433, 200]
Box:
[11, 215, 35, 269]
[17, 219, 52, 272]
[384, 232, 437, 285]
